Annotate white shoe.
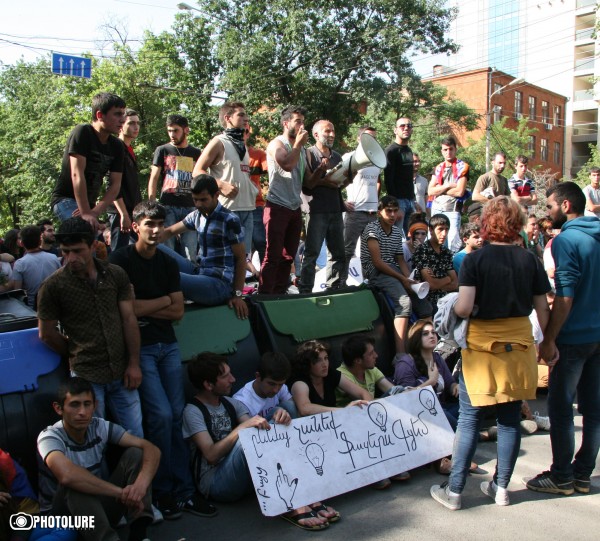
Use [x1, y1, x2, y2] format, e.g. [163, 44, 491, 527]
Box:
[533, 411, 551, 431]
[480, 481, 510, 506]
[151, 504, 164, 524]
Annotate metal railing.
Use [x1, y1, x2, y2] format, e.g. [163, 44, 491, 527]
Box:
[572, 122, 598, 136]
[574, 89, 594, 101]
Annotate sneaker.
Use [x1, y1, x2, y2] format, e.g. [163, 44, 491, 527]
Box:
[574, 477, 591, 494]
[154, 494, 182, 520]
[480, 480, 510, 506]
[430, 482, 461, 510]
[520, 420, 538, 435]
[525, 471, 574, 495]
[179, 494, 219, 517]
[151, 504, 163, 525]
[533, 411, 551, 431]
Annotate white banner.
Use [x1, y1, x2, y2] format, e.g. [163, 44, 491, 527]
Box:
[239, 387, 454, 516]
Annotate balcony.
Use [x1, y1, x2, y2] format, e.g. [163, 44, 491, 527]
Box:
[572, 122, 598, 136]
[575, 57, 595, 71]
[576, 0, 597, 9]
[574, 89, 594, 101]
[575, 27, 595, 41]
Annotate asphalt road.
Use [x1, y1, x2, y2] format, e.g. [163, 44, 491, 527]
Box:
[144, 396, 599, 541]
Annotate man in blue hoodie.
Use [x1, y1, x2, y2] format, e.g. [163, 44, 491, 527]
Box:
[526, 181, 600, 496]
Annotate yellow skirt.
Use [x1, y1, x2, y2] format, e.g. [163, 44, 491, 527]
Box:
[462, 316, 538, 407]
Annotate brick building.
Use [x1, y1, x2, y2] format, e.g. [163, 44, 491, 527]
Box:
[424, 67, 567, 177]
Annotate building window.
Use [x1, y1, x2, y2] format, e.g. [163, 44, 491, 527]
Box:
[514, 91, 523, 118]
[554, 142, 561, 164]
[542, 101, 549, 124]
[541, 138, 548, 161]
[529, 135, 536, 158]
[494, 83, 502, 95]
[528, 96, 536, 120]
[553, 105, 562, 126]
[492, 105, 502, 123]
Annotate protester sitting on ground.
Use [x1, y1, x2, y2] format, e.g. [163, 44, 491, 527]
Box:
[430, 196, 551, 510]
[233, 351, 297, 421]
[289, 340, 371, 416]
[37, 377, 160, 541]
[183, 353, 330, 531]
[159, 174, 248, 319]
[0, 225, 60, 308]
[402, 213, 428, 272]
[336, 334, 408, 487]
[452, 222, 483, 273]
[360, 196, 429, 355]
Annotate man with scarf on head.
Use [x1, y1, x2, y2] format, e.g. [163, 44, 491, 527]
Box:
[194, 102, 258, 267]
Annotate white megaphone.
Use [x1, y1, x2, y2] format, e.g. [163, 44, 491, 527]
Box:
[326, 132, 387, 184]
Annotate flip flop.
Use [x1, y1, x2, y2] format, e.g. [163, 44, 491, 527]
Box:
[309, 503, 341, 523]
[281, 510, 329, 531]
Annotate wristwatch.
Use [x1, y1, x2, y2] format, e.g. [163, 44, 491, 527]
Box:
[233, 290, 243, 298]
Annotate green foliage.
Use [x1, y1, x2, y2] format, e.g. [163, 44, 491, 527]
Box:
[574, 144, 600, 188]
[460, 117, 537, 186]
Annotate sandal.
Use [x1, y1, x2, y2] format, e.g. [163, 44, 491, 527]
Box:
[309, 502, 341, 523]
[281, 510, 329, 531]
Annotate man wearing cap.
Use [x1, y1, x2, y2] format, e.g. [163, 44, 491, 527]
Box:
[472, 152, 510, 203]
[38, 217, 143, 438]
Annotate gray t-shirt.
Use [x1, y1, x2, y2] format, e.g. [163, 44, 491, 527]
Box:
[182, 397, 249, 497]
[266, 135, 305, 211]
[12, 251, 61, 307]
[37, 418, 126, 511]
[583, 185, 600, 219]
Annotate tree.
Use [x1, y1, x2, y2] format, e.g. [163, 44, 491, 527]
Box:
[574, 143, 600, 188]
[186, 0, 459, 141]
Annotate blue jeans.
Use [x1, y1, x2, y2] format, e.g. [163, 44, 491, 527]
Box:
[252, 206, 266, 263]
[164, 205, 198, 262]
[548, 342, 600, 480]
[139, 342, 194, 500]
[397, 198, 415, 236]
[207, 440, 254, 502]
[52, 198, 79, 222]
[157, 244, 231, 305]
[107, 213, 137, 251]
[449, 373, 521, 493]
[233, 210, 254, 256]
[298, 212, 345, 293]
[86, 377, 143, 438]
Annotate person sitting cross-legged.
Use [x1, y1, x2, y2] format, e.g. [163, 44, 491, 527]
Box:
[37, 377, 160, 541]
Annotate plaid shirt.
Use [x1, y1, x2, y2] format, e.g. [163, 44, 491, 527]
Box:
[37, 258, 133, 384]
[183, 202, 243, 284]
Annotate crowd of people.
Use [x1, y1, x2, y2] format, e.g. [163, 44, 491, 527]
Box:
[1, 91, 599, 540]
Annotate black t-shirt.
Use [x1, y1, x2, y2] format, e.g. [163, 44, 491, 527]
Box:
[384, 143, 414, 200]
[109, 245, 181, 346]
[459, 244, 551, 320]
[52, 124, 125, 208]
[107, 142, 141, 215]
[303, 146, 344, 213]
[289, 368, 342, 408]
[152, 144, 202, 207]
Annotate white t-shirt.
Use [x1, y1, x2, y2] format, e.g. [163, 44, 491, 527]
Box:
[583, 184, 600, 219]
[343, 151, 380, 212]
[413, 175, 428, 212]
[233, 380, 292, 419]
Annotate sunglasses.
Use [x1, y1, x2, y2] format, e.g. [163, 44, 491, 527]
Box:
[397, 123, 413, 129]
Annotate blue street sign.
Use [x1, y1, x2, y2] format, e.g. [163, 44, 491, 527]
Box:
[51, 53, 92, 79]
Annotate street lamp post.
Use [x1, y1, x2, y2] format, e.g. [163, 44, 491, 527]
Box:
[486, 75, 525, 169]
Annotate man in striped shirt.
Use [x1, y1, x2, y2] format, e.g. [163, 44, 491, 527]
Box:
[360, 196, 422, 355]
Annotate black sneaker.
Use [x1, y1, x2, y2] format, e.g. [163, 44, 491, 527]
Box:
[574, 477, 591, 494]
[525, 471, 574, 495]
[179, 494, 218, 518]
[154, 494, 183, 520]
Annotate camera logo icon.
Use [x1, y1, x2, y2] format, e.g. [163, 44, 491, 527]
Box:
[10, 513, 34, 530]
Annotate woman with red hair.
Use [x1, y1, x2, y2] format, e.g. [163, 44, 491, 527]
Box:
[431, 196, 551, 510]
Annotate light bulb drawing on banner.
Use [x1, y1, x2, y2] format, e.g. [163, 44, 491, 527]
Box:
[419, 388, 437, 416]
[305, 443, 325, 475]
[367, 402, 388, 432]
